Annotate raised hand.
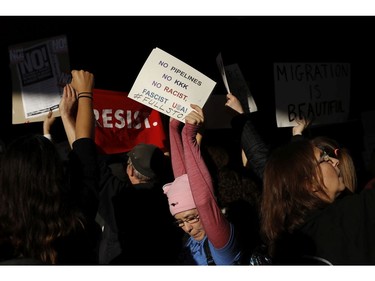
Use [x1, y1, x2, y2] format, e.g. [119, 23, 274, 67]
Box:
[59, 84, 77, 119]
[70, 70, 94, 94]
[225, 92, 244, 114]
[185, 104, 204, 126]
[43, 109, 57, 139]
[292, 116, 312, 136]
[59, 84, 78, 147]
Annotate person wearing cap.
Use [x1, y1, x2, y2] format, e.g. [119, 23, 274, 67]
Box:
[58, 83, 181, 264]
[95, 141, 182, 265]
[163, 104, 242, 265]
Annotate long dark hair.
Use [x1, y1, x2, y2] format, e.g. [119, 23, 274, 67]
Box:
[0, 134, 84, 264]
[260, 140, 329, 257]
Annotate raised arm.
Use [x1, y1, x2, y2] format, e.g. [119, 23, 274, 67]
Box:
[64, 70, 98, 222]
[225, 92, 248, 166]
[59, 84, 77, 148]
[169, 118, 186, 178]
[226, 92, 269, 181]
[182, 104, 231, 249]
[43, 109, 56, 141]
[70, 70, 95, 140]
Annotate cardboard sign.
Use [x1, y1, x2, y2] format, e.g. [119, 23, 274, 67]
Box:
[224, 63, 258, 113]
[128, 47, 216, 123]
[274, 62, 350, 127]
[9, 35, 70, 124]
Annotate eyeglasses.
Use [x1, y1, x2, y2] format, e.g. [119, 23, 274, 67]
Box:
[173, 215, 200, 227]
[318, 150, 333, 164]
[316, 145, 339, 158]
[316, 146, 339, 164]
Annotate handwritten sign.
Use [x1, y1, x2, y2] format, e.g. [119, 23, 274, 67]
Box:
[128, 47, 216, 123]
[274, 62, 350, 127]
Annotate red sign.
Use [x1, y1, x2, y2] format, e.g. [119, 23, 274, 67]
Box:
[93, 88, 168, 154]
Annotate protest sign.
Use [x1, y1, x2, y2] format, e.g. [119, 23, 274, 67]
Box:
[216, 53, 231, 93]
[93, 89, 168, 154]
[128, 47, 216, 123]
[9, 35, 70, 124]
[216, 53, 257, 114]
[224, 63, 257, 113]
[274, 62, 350, 127]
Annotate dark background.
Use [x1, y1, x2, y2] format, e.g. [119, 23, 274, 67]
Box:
[1, 16, 375, 185]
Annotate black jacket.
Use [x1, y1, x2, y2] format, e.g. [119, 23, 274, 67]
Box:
[274, 189, 375, 265]
[97, 156, 182, 265]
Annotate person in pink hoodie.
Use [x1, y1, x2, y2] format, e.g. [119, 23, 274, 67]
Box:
[163, 104, 242, 265]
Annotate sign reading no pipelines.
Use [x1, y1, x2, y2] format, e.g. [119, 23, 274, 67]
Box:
[128, 47, 217, 123]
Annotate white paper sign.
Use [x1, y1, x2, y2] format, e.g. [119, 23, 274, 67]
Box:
[274, 62, 350, 128]
[216, 53, 231, 93]
[9, 35, 70, 123]
[224, 63, 258, 113]
[128, 47, 217, 123]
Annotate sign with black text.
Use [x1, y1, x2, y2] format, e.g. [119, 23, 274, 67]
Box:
[128, 47, 216, 123]
[9, 35, 70, 124]
[274, 62, 350, 127]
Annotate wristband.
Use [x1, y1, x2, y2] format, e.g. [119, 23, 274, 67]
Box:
[78, 91, 92, 96]
[77, 95, 93, 100]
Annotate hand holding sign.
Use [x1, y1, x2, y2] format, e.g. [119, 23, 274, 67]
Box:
[216, 53, 257, 114]
[274, 62, 350, 127]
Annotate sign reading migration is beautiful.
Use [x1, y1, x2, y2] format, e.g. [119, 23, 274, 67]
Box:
[274, 62, 350, 128]
[128, 47, 217, 123]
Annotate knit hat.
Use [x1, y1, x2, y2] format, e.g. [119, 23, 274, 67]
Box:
[127, 143, 164, 179]
[163, 174, 196, 216]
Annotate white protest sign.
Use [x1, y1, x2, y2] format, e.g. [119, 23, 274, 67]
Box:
[128, 47, 216, 123]
[216, 53, 231, 93]
[274, 62, 350, 128]
[9, 35, 70, 124]
[224, 63, 258, 113]
[216, 53, 257, 114]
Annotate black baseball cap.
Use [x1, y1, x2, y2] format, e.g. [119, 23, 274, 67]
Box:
[127, 143, 164, 178]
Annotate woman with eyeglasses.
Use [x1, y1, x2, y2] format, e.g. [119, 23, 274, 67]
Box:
[227, 92, 357, 196]
[163, 104, 242, 265]
[293, 119, 357, 194]
[260, 138, 375, 265]
[226, 92, 365, 264]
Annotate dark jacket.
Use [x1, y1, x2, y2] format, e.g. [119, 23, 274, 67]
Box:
[272, 188, 375, 265]
[56, 138, 101, 264]
[97, 156, 182, 265]
[231, 113, 269, 183]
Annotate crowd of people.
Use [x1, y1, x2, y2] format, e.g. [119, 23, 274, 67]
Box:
[0, 69, 375, 265]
